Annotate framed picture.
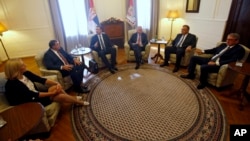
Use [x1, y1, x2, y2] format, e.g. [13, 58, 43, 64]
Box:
[186, 0, 200, 13]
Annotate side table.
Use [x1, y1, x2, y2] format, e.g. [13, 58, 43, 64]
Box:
[70, 47, 91, 64]
[226, 62, 250, 110]
[150, 40, 168, 63]
[0, 102, 44, 141]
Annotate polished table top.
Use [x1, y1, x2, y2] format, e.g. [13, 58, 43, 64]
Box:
[0, 102, 44, 141]
[70, 47, 91, 56]
[228, 61, 250, 76]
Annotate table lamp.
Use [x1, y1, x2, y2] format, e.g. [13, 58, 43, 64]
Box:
[0, 22, 9, 59]
[166, 10, 179, 42]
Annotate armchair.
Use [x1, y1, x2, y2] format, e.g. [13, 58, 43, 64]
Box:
[124, 29, 150, 62]
[195, 42, 250, 88]
[87, 34, 118, 68]
[35, 51, 73, 90]
[169, 36, 198, 67]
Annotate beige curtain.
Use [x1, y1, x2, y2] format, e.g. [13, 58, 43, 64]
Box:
[149, 0, 159, 40]
[48, 0, 89, 52]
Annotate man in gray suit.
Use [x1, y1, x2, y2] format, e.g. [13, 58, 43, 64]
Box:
[160, 25, 196, 72]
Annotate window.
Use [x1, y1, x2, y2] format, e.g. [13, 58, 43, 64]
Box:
[136, 0, 151, 30]
[58, 0, 88, 37]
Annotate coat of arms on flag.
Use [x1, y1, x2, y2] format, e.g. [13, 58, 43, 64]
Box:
[126, 0, 136, 27]
[88, 0, 99, 34]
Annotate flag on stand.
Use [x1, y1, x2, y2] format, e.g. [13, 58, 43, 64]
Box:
[88, 0, 100, 34]
[126, 0, 136, 27]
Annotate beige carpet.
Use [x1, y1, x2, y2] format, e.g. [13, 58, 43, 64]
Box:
[71, 63, 226, 141]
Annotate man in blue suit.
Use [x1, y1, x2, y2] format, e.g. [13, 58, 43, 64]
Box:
[181, 33, 245, 89]
[128, 26, 148, 69]
[43, 40, 90, 93]
[90, 25, 117, 74]
[160, 25, 196, 72]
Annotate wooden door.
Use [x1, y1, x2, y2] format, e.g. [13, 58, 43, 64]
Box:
[223, 0, 250, 54]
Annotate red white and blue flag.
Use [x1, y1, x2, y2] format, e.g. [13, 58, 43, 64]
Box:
[126, 0, 136, 27]
[88, 0, 99, 34]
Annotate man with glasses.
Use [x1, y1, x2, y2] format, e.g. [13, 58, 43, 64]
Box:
[180, 33, 245, 89]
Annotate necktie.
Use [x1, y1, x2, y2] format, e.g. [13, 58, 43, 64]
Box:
[137, 34, 141, 46]
[176, 35, 185, 47]
[57, 51, 69, 65]
[99, 35, 106, 50]
[211, 46, 230, 61]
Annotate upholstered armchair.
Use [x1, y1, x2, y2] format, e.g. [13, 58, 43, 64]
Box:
[35, 51, 73, 90]
[87, 34, 118, 68]
[195, 42, 250, 88]
[169, 36, 198, 67]
[124, 29, 150, 62]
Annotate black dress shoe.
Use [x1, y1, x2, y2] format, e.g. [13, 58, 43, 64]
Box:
[172, 67, 179, 73]
[135, 64, 140, 69]
[113, 67, 118, 71]
[197, 83, 206, 89]
[160, 63, 169, 67]
[180, 74, 195, 79]
[75, 86, 90, 93]
[109, 69, 115, 74]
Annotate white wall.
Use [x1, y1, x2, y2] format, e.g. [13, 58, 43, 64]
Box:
[0, 0, 232, 61]
[158, 0, 232, 49]
[0, 0, 54, 61]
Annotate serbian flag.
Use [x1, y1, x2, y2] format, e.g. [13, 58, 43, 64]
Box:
[126, 0, 136, 27]
[88, 0, 99, 34]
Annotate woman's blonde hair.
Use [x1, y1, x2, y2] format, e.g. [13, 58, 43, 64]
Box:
[5, 58, 23, 80]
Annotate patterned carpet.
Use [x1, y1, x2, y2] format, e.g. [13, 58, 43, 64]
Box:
[71, 64, 226, 141]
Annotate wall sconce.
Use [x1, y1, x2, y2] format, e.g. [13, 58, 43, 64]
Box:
[166, 10, 179, 42]
[0, 22, 9, 59]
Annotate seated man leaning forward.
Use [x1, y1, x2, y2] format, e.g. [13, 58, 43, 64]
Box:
[43, 40, 90, 93]
[180, 33, 245, 89]
[90, 25, 118, 74]
[128, 26, 148, 69]
[160, 25, 196, 72]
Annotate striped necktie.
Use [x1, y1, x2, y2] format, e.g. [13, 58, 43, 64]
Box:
[57, 51, 69, 65]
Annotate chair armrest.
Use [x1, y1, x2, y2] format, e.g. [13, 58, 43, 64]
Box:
[197, 54, 213, 58]
[39, 69, 64, 87]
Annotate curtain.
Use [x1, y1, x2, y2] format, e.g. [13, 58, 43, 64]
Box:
[149, 0, 159, 40]
[48, 0, 89, 52]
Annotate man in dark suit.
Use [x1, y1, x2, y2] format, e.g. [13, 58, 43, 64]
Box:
[181, 33, 245, 89]
[90, 25, 117, 74]
[160, 25, 196, 72]
[43, 40, 90, 93]
[128, 26, 148, 69]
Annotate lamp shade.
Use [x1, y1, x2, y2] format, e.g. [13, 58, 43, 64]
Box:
[0, 22, 8, 33]
[166, 10, 179, 19]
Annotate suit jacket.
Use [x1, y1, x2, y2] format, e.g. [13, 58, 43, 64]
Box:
[205, 43, 245, 66]
[172, 33, 196, 49]
[128, 32, 148, 49]
[43, 48, 74, 77]
[90, 33, 114, 52]
[5, 71, 48, 106]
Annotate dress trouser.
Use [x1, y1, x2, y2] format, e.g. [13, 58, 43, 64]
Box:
[70, 64, 86, 86]
[188, 56, 220, 84]
[131, 45, 144, 65]
[98, 47, 116, 69]
[164, 46, 185, 68]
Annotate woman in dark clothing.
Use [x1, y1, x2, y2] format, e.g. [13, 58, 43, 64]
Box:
[4, 58, 89, 106]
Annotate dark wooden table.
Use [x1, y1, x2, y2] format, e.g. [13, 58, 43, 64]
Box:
[227, 62, 250, 110]
[150, 40, 168, 63]
[0, 102, 44, 141]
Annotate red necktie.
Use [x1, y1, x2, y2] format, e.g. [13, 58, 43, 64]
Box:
[57, 51, 69, 65]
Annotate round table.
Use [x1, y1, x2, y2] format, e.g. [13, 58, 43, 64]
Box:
[150, 40, 168, 63]
[70, 47, 91, 63]
[0, 102, 44, 141]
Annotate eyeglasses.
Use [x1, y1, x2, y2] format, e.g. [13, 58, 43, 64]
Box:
[227, 38, 236, 41]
